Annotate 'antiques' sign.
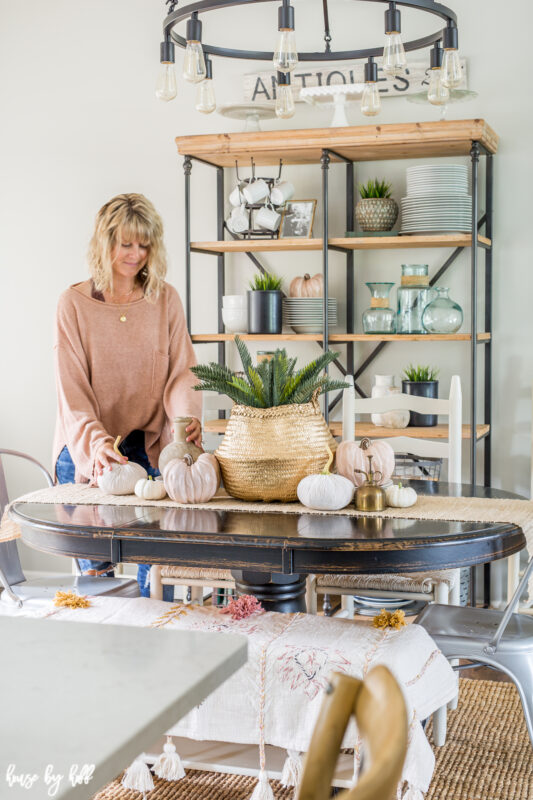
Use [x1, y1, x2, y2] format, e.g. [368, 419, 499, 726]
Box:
[243, 60, 467, 102]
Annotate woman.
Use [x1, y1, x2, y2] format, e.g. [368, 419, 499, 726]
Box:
[53, 193, 202, 599]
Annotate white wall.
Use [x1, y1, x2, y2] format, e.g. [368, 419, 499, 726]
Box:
[1, 0, 533, 572]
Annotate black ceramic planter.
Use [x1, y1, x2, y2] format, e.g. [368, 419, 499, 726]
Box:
[401, 380, 439, 427]
[247, 290, 282, 335]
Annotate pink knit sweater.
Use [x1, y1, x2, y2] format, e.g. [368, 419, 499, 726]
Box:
[53, 280, 202, 483]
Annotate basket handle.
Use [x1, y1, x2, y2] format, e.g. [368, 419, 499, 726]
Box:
[311, 387, 321, 411]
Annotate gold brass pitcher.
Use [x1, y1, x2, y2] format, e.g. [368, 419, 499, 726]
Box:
[354, 454, 386, 512]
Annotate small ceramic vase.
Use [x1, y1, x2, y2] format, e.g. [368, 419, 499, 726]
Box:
[371, 375, 409, 429]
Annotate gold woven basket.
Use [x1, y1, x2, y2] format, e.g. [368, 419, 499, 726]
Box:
[215, 395, 337, 502]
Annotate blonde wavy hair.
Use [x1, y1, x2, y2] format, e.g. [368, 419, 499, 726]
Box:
[88, 193, 167, 300]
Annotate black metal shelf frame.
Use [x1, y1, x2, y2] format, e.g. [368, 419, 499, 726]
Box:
[182, 141, 493, 488]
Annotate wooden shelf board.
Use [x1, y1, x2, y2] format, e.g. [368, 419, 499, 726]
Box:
[191, 233, 491, 254]
[176, 120, 498, 167]
[191, 333, 491, 343]
[204, 420, 490, 441]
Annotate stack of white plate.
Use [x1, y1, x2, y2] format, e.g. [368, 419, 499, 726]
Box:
[283, 298, 337, 334]
[401, 164, 471, 234]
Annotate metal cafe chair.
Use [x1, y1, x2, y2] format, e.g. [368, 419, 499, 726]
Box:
[0, 449, 139, 607]
[416, 554, 533, 748]
[298, 666, 407, 800]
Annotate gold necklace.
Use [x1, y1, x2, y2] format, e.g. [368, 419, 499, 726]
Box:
[108, 286, 136, 323]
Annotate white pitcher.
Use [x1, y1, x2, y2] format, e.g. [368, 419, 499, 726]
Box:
[371, 375, 409, 429]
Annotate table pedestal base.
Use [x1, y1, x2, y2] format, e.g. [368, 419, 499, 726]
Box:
[232, 571, 307, 613]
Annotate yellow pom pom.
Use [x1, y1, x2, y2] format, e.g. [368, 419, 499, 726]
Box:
[372, 608, 406, 630]
[54, 591, 91, 609]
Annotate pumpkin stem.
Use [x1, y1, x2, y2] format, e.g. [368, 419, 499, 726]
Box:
[113, 436, 122, 456]
[183, 454, 194, 467]
[321, 446, 334, 475]
[304, 273, 311, 280]
[398, 482, 402, 489]
[148, 475, 153, 481]
[360, 437, 371, 451]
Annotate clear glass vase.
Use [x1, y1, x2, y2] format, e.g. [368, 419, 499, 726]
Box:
[396, 264, 435, 335]
[422, 287, 463, 334]
[363, 282, 396, 334]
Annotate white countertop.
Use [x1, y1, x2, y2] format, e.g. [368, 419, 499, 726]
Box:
[0, 616, 247, 799]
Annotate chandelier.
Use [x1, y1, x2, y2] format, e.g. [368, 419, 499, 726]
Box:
[155, 0, 461, 117]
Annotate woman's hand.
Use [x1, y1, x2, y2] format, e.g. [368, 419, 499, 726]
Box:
[95, 441, 128, 476]
[172, 417, 202, 448]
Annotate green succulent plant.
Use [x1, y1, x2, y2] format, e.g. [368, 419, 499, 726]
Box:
[358, 178, 393, 199]
[249, 271, 283, 291]
[191, 336, 348, 408]
[402, 364, 440, 382]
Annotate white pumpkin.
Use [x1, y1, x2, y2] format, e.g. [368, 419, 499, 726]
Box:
[385, 482, 417, 508]
[289, 273, 323, 298]
[297, 448, 354, 511]
[134, 476, 167, 501]
[97, 436, 147, 495]
[336, 437, 395, 488]
[163, 453, 220, 504]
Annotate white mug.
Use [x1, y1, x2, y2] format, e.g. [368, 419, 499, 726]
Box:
[229, 204, 249, 233]
[255, 205, 281, 231]
[229, 182, 246, 207]
[270, 180, 295, 206]
[242, 178, 270, 205]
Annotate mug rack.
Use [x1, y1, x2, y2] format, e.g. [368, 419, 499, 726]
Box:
[228, 158, 285, 240]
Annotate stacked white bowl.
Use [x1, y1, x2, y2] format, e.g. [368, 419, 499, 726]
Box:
[400, 164, 471, 234]
[283, 298, 337, 334]
[222, 295, 248, 333]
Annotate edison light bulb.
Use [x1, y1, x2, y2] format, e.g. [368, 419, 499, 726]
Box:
[427, 68, 450, 106]
[442, 48, 462, 88]
[273, 29, 298, 72]
[383, 32, 406, 77]
[275, 84, 295, 118]
[183, 41, 206, 83]
[195, 79, 216, 114]
[361, 84, 381, 117]
[155, 62, 177, 101]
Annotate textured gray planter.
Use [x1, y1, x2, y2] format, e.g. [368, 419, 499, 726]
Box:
[401, 380, 439, 427]
[247, 290, 282, 334]
[356, 197, 399, 232]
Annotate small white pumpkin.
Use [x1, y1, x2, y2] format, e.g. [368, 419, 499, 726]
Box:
[385, 482, 417, 508]
[134, 475, 167, 501]
[297, 448, 354, 511]
[163, 453, 220, 504]
[97, 436, 147, 495]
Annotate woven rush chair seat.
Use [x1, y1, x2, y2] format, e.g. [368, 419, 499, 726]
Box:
[160, 566, 233, 581]
[316, 570, 458, 595]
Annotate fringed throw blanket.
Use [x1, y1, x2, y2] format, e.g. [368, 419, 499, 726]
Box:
[0, 595, 457, 799]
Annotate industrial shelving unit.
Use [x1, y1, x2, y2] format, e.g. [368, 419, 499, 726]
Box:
[176, 119, 497, 487]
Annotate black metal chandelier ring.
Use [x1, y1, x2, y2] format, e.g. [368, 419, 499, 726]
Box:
[163, 0, 457, 62]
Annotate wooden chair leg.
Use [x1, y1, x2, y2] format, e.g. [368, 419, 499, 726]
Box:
[150, 566, 163, 600]
[189, 586, 204, 605]
[507, 552, 521, 604]
[433, 704, 447, 746]
[306, 576, 318, 615]
[340, 594, 355, 618]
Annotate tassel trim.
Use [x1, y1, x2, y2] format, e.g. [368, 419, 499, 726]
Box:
[121, 753, 154, 795]
[153, 736, 185, 781]
[249, 769, 275, 800]
[280, 750, 302, 788]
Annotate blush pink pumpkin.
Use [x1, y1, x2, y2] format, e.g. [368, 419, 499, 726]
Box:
[289, 273, 323, 298]
[163, 453, 220, 504]
[336, 437, 395, 488]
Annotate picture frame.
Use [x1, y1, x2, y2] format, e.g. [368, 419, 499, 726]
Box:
[278, 200, 317, 239]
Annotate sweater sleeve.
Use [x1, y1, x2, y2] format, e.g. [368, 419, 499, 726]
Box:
[54, 292, 114, 481]
[164, 286, 203, 423]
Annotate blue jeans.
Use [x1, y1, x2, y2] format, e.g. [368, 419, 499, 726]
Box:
[55, 430, 173, 601]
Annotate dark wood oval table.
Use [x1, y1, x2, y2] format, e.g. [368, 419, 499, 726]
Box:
[11, 481, 526, 612]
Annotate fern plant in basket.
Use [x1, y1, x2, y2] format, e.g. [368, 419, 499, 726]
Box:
[355, 177, 398, 233]
[191, 337, 348, 501]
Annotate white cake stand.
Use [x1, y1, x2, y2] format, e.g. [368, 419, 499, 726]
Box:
[218, 103, 277, 131]
[300, 84, 365, 127]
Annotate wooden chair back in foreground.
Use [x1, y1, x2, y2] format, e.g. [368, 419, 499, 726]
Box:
[297, 666, 408, 800]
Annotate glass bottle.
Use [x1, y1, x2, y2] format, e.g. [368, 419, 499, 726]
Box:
[422, 287, 463, 334]
[396, 264, 435, 334]
[363, 283, 396, 334]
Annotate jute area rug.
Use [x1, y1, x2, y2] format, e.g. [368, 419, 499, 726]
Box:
[92, 679, 532, 800]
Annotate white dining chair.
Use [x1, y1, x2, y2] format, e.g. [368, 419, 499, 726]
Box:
[150, 392, 236, 604]
[306, 375, 463, 617]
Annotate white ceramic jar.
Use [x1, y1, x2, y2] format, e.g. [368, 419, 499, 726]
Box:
[371, 375, 409, 429]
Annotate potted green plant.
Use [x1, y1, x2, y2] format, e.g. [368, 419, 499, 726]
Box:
[191, 337, 347, 501]
[355, 178, 398, 232]
[401, 364, 439, 427]
[247, 271, 283, 334]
